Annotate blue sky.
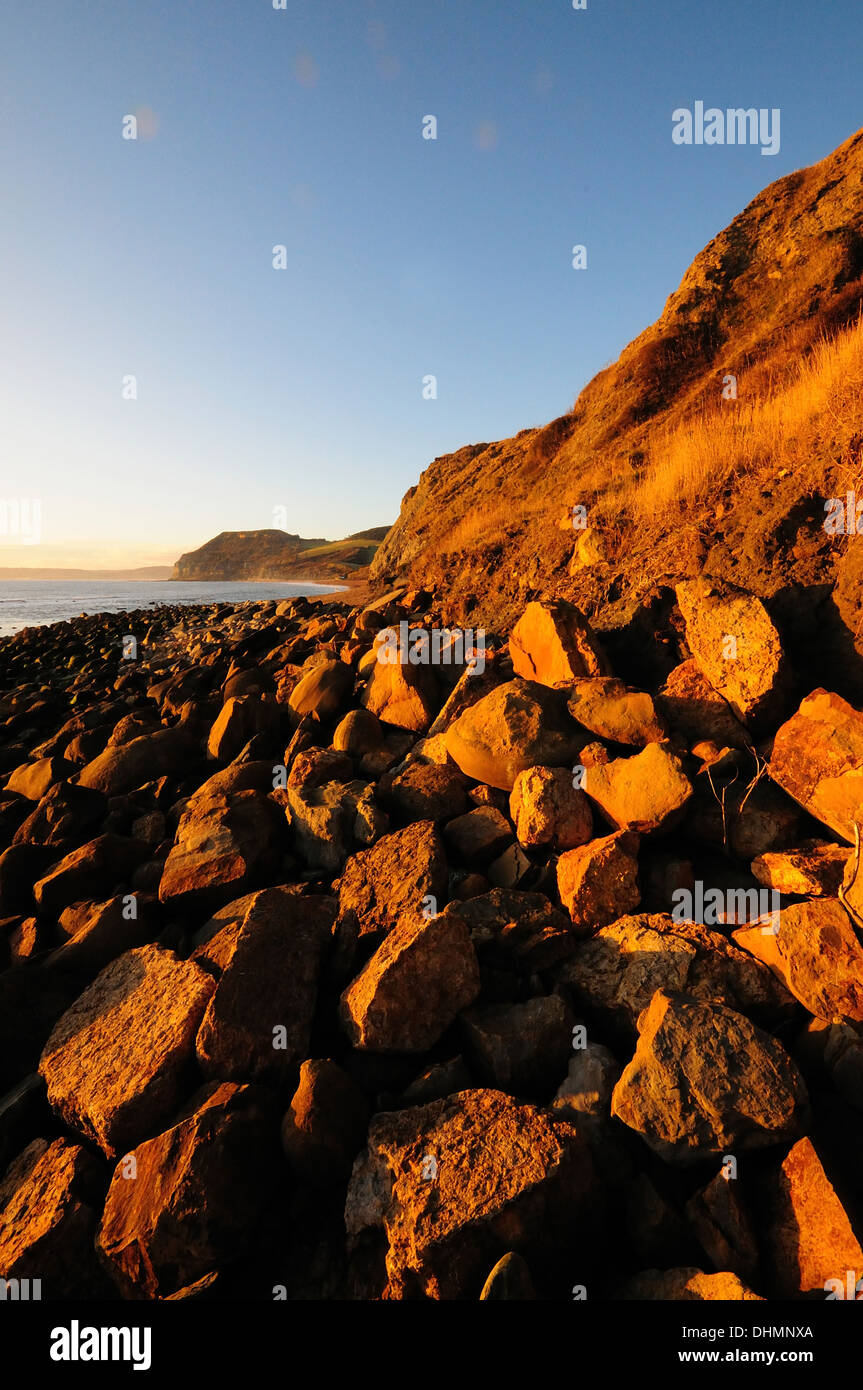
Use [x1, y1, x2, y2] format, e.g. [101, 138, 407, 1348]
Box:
[1, 0, 861, 566]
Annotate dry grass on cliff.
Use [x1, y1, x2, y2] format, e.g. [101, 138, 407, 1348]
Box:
[628, 312, 863, 518]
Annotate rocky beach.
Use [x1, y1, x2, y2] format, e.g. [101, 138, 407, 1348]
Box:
[0, 581, 861, 1302]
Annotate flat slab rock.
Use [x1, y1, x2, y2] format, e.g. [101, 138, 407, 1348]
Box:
[345, 1087, 599, 1299]
[39, 943, 216, 1157]
[611, 989, 809, 1164]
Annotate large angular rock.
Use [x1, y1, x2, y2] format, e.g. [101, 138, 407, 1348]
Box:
[562, 914, 794, 1039]
[38, 943, 215, 1157]
[0, 1137, 108, 1297]
[345, 1088, 599, 1298]
[557, 830, 640, 934]
[461, 996, 573, 1093]
[96, 1082, 281, 1299]
[453, 889, 575, 975]
[656, 658, 749, 750]
[207, 695, 279, 762]
[337, 821, 448, 940]
[583, 743, 692, 834]
[158, 791, 285, 912]
[769, 689, 863, 843]
[733, 899, 863, 1023]
[444, 679, 583, 791]
[379, 760, 470, 824]
[443, 806, 513, 866]
[49, 893, 160, 972]
[286, 779, 383, 872]
[77, 727, 197, 797]
[509, 765, 593, 851]
[509, 600, 609, 686]
[33, 834, 148, 916]
[196, 888, 334, 1084]
[611, 990, 809, 1164]
[361, 653, 438, 732]
[685, 1172, 759, 1285]
[566, 678, 665, 747]
[12, 781, 106, 851]
[339, 909, 480, 1052]
[760, 1137, 863, 1298]
[280, 1059, 369, 1186]
[675, 578, 789, 727]
[751, 841, 851, 897]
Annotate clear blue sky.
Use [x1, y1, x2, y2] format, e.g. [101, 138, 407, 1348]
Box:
[1, 0, 861, 566]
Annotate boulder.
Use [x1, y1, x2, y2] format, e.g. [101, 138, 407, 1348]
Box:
[443, 806, 513, 866]
[733, 899, 863, 1023]
[77, 727, 198, 797]
[33, 834, 149, 917]
[49, 893, 160, 972]
[288, 660, 353, 720]
[286, 779, 383, 872]
[769, 689, 863, 843]
[562, 913, 795, 1039]
[675, 578, 789, 726]
[280, 1059, 369, 1186]
[340, 909, 480, 1052]
[509, 766, 593, 851]
[685, 1171, 759, 1286]
[453, 889, 575, 975]
[206, 695, 279, 762]
[611, 990, 809, 1164]
[509, 600, 609, 686]
[345, 1088, 599, 1299]
[158, 791, 286, 913]
[96, 1082, 282, 1299]
[615, 1268, 762, 1300]
[759, 1136, 863, 1298]
[553, 1042, 621, 1118]
[444, 679, 583, 791]
[479, 1251, 536, 1300]
[361, 646, 438, 732]
[378, 760, 470, 824]
[656, 658, 749, 750]
[461, 995, 573, 1093]
[333, 708, 383, 757]
[751, 841, 851, 897]
[583, 743, 692, 834]
[0, 1137, 108, 1297]
[566, 678, 665, 747]
[13, 781, 107, 850]
[557, 830, 641, 935]
[196, 888, 334, 1084]
[38, 943, 215, 1157]
[337, 821, 448, 940]
[5, 756, 77, 802]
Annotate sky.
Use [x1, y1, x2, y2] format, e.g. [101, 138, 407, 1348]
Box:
[1, 0, 862, 568]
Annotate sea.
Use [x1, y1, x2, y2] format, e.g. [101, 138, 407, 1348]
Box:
[0, 581, 343, 638]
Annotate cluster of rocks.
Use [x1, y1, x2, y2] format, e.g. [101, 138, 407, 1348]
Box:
[0, 580, 861, 1301]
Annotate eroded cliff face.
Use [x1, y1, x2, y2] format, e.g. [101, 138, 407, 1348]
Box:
[371, 128, 863, 641]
